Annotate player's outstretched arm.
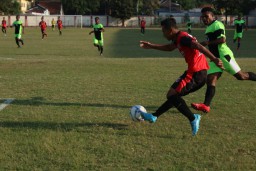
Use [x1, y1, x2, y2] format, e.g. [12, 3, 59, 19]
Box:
[191, 40, 224, 70]
[140, 41, 176, 51]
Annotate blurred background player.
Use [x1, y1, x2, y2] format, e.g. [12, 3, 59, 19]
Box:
[89, 17, 104, 56]
[139, 18, 223, 136]
[51, 18, 55, 31]
[140, 17, 146, 35]
[2, 17, 7, 36]
[12, 15, 24, 48]
[57, 16, 63, 35]
[186, 21, 192, 33]
[191, 7, 256, 113]
[39, 16, 47, 39]
[233, 14, 247, 50]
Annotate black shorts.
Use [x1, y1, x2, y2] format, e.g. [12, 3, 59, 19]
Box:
[171, 69, 207, 96]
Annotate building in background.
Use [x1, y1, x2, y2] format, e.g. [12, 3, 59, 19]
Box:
[17, 0, 35, 14]
[25, 0, 63, 15]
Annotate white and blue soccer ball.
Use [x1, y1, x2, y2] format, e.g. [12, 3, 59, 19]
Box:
[130, 105, 146, 122]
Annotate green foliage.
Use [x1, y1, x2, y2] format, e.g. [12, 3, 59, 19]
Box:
[62, 0, 100, 15]
[0, 0, 20, 15]
[109, 0, 134, 24]
[213, 0, 256, 15]
[138, 0, 159, 15]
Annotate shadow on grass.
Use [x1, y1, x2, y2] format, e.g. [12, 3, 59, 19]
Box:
[11, 97, 159, 111]
[0, 121, 128, 131]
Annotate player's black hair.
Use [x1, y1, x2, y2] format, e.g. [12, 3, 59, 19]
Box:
[95, 17, 99, 20]
[161, 18, 177, 30]
[201, 7, 215, 14]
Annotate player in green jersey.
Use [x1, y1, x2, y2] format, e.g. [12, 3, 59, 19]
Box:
[233, 14, 247, 50]
[89, 17, 104, 56]
[12, 15, 24, 48]
[191, 7, 256, 113]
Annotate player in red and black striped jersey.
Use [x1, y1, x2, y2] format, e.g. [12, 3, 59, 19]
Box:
[2, 17, 7, 36]
[139, 18, 223, 136]
[39, 16, 47, 39]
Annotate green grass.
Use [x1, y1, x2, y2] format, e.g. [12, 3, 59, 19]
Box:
[0, 27, 255, 170]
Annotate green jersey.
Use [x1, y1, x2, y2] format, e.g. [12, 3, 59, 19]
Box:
[13, 20, 23, 35]
[93, 23, 103, 40]
[234, 19, 245, 33]
[205, 20, 231, 58]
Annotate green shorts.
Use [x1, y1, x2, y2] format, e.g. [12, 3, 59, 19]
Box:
[234, 32, 243, 39]
[94, 38, 103, 46]
[15, 34, 22, 39]
[207, 51, 241, 75]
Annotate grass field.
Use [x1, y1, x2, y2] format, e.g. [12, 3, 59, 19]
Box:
[0, 27, 255, 170]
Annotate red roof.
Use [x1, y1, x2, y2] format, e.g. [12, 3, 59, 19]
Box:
[26, 1, 62, 15]
[38, 2, 62, 15]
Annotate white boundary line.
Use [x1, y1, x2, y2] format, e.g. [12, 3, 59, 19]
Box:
[0, 98, 15, 111]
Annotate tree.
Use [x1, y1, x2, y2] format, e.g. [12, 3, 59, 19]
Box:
[0, 0, 20, 15]
[213, 0, 256, 24]
[138, 0, 159, 15]
[62, 0, 101, 15]
[109, 0, 134, 26]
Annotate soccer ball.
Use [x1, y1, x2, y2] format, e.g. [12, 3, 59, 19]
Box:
[130, 105, 147, 122]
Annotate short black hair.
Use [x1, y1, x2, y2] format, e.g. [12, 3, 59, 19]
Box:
[161, 18, 177, 30]
[201, 7, 214, 14]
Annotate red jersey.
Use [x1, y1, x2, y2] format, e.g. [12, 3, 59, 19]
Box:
[57, 19, 62, 28]
[2, 19, 7, 27]
[140, 20, 146, 28]
[174, 31, 209, 73]
[39, 21, 47, 29]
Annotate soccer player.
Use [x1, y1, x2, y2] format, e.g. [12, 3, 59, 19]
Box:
[140, 17, 146, 35]
[57, 16, 63, 35]
[186, 21, 192, 33]
[233, 14, 246, 50]
[12, 15, 24, 48]
[139, 18, 223, 136]
[191, 7, 256, 113]
[89, 17, 104, 56]
[2, 17, 7, 36]
[39, 16, 47, 39]
[51, 18, 55, 31]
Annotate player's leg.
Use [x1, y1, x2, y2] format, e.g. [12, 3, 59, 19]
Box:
[93, 38, 100, 51]
[233, 31, 237, 43]
[15, 37, 20, 47]
[237, 33, 242, 50]
[142, 70, 207, 135]
[99, 40, 104, 55]
[191, 61, 223, 113]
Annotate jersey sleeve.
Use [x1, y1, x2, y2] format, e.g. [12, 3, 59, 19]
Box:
[180, 36, 193, 47]
[214, 22, 225, 39]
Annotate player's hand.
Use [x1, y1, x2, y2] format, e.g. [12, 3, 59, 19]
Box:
[213, 58, 225, 70]
[140, 41, 152, 49]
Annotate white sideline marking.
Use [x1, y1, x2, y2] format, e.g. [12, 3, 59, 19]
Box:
[0, 99, 15, 111]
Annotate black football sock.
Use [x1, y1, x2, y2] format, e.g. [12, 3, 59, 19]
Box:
[153, 99, 174, 117]
[100, 46, 103, 54]
[172, 95, 195, 122]
[204, 85, 215, 106]
[15, 38, 20, 47]
[237, 42, 240, 49]
[248, 72, 256, 81]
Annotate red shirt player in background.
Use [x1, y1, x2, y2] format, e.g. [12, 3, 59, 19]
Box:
[2, 17, 7, 36]
[39, 16, 47, 39]
[140, 17, 146, 35]
[139, 18, 223, 136]
[57, 16, 63, 35]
